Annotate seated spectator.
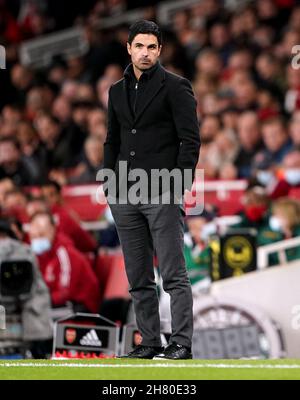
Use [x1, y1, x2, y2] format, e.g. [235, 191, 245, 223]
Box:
[0, 137, 40, 185]
[281, 151, 300, 187]
[0, 178, 16, 211]
[1, 188, 28, 222]
[66, 100, 94, 158]
[16, 121, 47, 183]
[0, 104, 23, 137]
[29, 211, 100, 313]
[230, 70, 258, 111]
[205, 130, 239, 179]
[68, 136, 104, 184]
[258, 198, 300, 266]
[39, 181, 97, 253]
[87, 108, 107, 143]
[289, 109, 300, 151]
[234, 186, 271, 230]
[254, 117, 293, 168]
[233, 111, 264, 178]
[51, 95, 72, 124]
[253, 151, 300, 199]
[34, 112, 73, 169]
[183, 209, 217, 288]
[197, 114, 222, 178]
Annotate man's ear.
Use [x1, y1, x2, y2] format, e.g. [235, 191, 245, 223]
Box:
[158, 45, 162, 56]
[127, 42, 131, 55]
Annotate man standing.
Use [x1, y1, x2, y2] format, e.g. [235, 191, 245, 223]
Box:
[103, 20, 200, 359]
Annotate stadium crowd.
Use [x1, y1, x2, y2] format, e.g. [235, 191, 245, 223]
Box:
[1, 0, 300, 337]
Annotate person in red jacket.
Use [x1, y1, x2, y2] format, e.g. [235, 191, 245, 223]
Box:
[29, 211, 100, 313]
[40, 180, 97, 253]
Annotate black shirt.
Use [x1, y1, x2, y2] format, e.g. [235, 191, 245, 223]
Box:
[123, 61, 160, 118]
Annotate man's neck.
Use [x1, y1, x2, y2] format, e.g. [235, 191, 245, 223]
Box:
[132, 61, 158, 81]
[133, 64, 143, 81]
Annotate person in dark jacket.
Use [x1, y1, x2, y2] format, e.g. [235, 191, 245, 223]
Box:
[103, 20, 200, 360]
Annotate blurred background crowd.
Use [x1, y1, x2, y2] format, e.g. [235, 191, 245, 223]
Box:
[1, 0, 300, 356]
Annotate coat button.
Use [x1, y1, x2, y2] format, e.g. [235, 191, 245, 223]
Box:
[131, 129, 136, 134]
[130, 151, 135, 156]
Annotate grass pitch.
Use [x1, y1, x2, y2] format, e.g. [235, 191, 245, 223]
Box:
[0, 359, 300, 380]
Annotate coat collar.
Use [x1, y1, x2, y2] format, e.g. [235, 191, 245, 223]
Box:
[122, 60, 166, 125]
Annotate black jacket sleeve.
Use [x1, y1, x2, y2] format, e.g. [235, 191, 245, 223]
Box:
[168, 77, 200, 192]
[103, 86, 121, 171]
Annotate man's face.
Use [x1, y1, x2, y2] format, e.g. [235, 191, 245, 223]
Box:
[0, 142, 20, 167]
[29, 214, 55, 244]
[42, 186, 61, 206]
[127, 34, 161, 71]
[262, 123, 287, 153]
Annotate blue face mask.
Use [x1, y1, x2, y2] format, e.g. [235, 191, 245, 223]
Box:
[285, 169, 300, 186]
[31, 238, 52, 255]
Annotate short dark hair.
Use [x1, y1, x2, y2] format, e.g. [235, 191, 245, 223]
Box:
[128, 20, 162, 46]
[0, 137, 20, 151]
[42, 179, 62, 193]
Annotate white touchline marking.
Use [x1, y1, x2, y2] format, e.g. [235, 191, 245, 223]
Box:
[0, 363, 300, 369]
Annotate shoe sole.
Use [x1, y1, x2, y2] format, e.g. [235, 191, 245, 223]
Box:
[152, 355, 193, 360]
[116, 355, 160, 359]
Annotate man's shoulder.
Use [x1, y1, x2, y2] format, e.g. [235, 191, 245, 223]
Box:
[109, 66, 190, 92]
[164, 68, 190, 86]
[109, 78, 125, 94]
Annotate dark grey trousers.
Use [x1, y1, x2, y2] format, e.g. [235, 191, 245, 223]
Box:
[107, 197, 193, 348]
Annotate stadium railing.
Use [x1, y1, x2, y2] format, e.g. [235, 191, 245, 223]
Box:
[257, 237, 300, 270]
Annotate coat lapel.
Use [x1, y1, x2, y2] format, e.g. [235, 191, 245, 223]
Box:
[133, 65, 166, 125]
[121, 62, 166, 126]
[122, 79, 135, 124]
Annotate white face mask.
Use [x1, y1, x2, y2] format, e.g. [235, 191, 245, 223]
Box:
[269, 216, 283, 232]
[200, 222, 217, 242]
[31, 238, 52, 255]
[285, 169, 300, 186]
[256, 170, 274, 186]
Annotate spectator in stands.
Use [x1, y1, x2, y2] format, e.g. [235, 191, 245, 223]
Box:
[66, 100, 93, 159]
[0, 104, 23, 137]
[233, 111, 264, 178]
[263, 151, 300, 199]
[284, 64, 300, 114]
[69, 136, 104, 184]
[0, 178, 15, 211]
[16, 121, 47, 183]
[10, 64, 34, 105]
[230, 70, 258, 111]
[29, 211, 100, 312]
[234, 186, 271, 230]
[184, 209, 217, 288]
[282, 151, 300, 187]
[289, 110, 300, 151]
[258, 198, 300, 266]
[51, 95, 72, 124]
[0, 137, 40, 185]
[197, 114, 221, 178]
[255, 52, 284, 105]
[205, 130, 239, 179]
[34, 112, 72, 169]
[25, 85, 55, 122]
[87, 107, 107, 143]
[257, 117, 293, 167]
[40, 180, 97, 253]
[1, 188, 28, 222]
